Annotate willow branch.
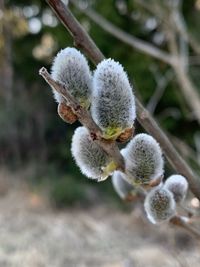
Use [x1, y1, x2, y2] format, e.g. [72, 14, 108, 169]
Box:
[135, 100, 200, 198]
[170, 216, 200, 241]
[45, 0, 200, 200]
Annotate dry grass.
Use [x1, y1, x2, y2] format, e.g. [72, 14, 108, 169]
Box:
[0, 169, 199, 267]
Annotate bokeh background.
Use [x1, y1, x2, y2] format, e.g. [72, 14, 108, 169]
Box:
[0, 0, 200, 266]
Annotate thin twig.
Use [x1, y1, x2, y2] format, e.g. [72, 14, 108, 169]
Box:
[189, 56, 200, 66]
[39, 67, 101, 135]
[174, 64, 200, 123]
[71, 0, 174, 66]
[135, 187, 200, 240]
[172, 5, 200, 55]
[147, 68, 173, 114]
[44, 0, 200, 200]
[170, 215, 200, 241]
[136, 0, 200, 55]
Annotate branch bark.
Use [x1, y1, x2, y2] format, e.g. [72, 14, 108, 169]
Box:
[45, 0, 200, 200]
[170, 216, 200, 241]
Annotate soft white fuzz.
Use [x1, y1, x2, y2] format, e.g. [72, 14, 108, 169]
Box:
[112, 171, 134, 200]
[51, 47, 92, 108]
[71, 126, 111, 180]
[144, 187, 176, 224]
[124, 133, 164, 185]
[164, 174, 188, 203]
[91, 58, 136, 139]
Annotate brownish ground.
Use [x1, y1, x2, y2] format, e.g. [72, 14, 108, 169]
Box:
[0, 169, 199, 267]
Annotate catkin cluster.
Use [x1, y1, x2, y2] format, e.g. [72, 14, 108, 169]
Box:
[50, 47, 189, 225]
[51, 47, 136, 180]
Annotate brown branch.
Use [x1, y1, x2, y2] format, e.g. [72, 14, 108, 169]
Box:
[136, 99, 200, 198]
[45, 0, 200, 201]
[39, 67, 124, 171]
[170, 215, 200, 241]
[46, 0, 103, 65]
[133, 186, 200, 240]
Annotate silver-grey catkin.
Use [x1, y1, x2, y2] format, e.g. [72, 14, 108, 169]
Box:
[112, 171, 135, 200]
[164, 174, 188, 203]
[91, 58, 136, 139]
[144, 187, 176, 224]
[123, 133, 164, 185]
[51, 47, 92, 108]
[71, 126, 111, 180]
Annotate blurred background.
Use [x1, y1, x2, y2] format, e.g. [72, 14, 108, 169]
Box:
[0, 0, 200, 266]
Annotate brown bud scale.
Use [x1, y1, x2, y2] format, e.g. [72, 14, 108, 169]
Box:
[117, 127, 134, 143]
[57, 102, 77, 124]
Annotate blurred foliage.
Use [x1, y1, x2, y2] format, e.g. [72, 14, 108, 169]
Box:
[0, 0, 200, 207]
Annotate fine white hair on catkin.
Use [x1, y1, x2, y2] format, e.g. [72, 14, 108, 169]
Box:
[71, 126, 111, 180]
[164, 174, 188, 203]
[91, 58, 136, 138]
[111, 171, 134, 200]
[51, 47, 92, 107]
[144, 187, 176, 224]
[124, 133, 164, 185]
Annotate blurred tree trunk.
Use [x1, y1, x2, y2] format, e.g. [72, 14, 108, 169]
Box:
[0, 0, 13, 106]
[0, 0, 21, 164]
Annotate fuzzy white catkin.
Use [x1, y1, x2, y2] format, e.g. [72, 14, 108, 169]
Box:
[112, 171, 134, 200]
[164, 175, 188, 203]
[91, 58, 136, 138]
[124, 133, 164, 185]
[144, 187, 176, 224]
[51, 47, 92, 107]
[71, 126, 111, 180]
